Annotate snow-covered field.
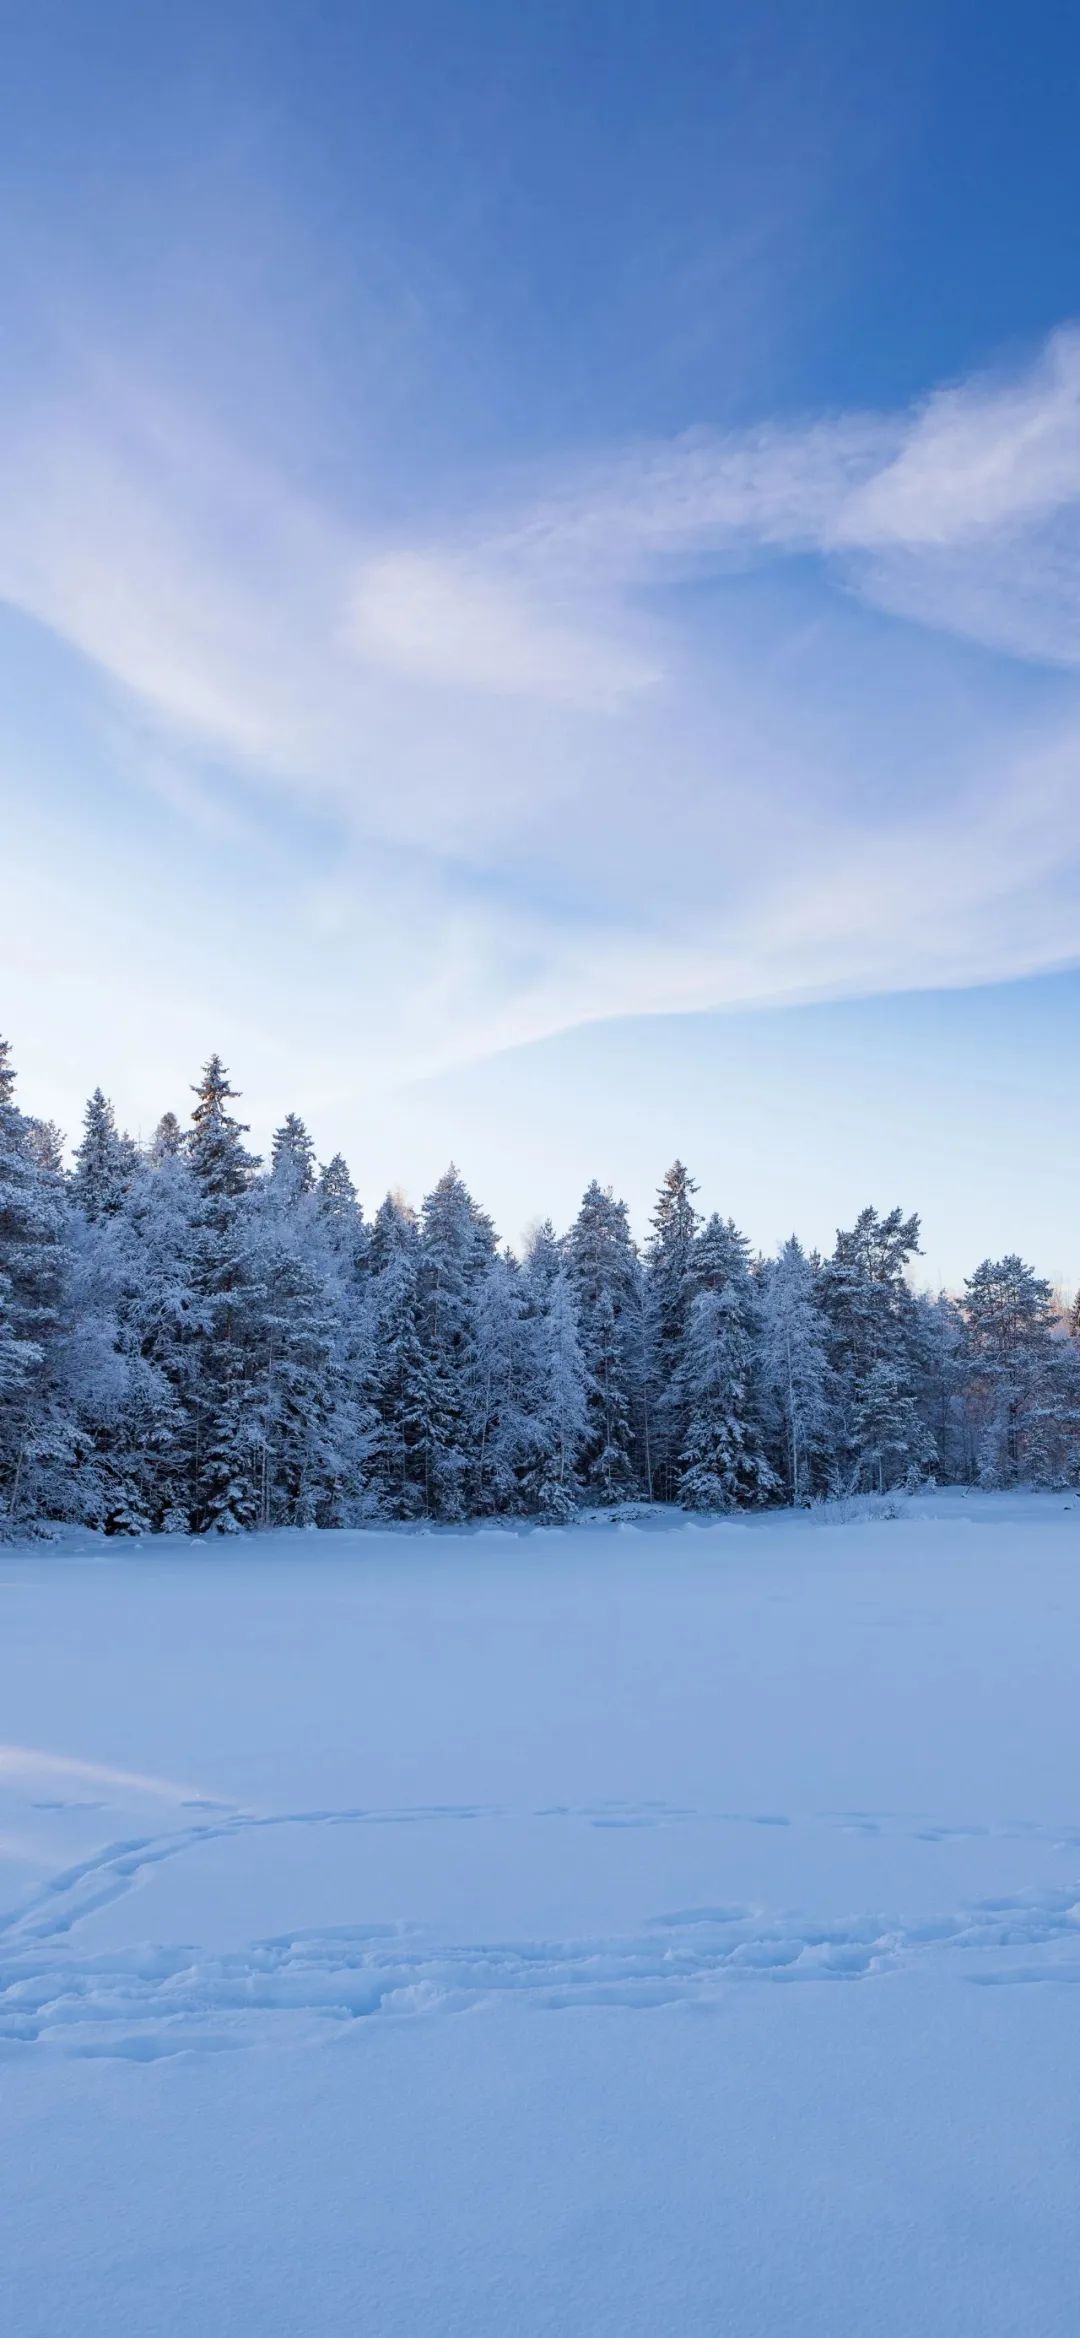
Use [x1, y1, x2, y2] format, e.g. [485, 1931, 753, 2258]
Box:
[3, 1491, 1079, 2335]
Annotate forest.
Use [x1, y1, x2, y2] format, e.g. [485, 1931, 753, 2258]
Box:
[1, 1036, 1076, 1536]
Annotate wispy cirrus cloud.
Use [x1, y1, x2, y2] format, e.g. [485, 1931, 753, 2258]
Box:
[3, 327, 1080, 1092]
[329, 326, 1080, 725]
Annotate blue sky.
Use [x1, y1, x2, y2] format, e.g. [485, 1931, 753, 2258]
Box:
[3, 1, 1080, 1284]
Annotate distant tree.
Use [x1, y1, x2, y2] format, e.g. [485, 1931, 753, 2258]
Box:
[366, 1197, 432, 1519]
[71, 1089, 138, 1222]
[565, 1181, 641, 1502]
[416, 1167, 497, 1520]
[818, 1207, 933, 1490]
[269, 1113, 317, 1201]
[758, 1237, 833, 1501]
[645, 1162, 700, 1499]
[673, 1285, 777, 1511]
[186, 1056, 260, 1533]
[0, 1038, 76, 1533]
[961, 1255, 1066, 1486]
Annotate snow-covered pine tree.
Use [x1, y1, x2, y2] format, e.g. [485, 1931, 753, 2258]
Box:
[515, 1224, 590, 1516]
[149, 1111, 183, 1163]
[673, 1282, 777, 1511]
[472, 1251, 531, 1514]
[757, 1236, 833, 1501]
[244, 1126, 374, 1529]
[850, 1360, 934, 1495]
[366, 1196, 433, 1519]
[416, 1167, 496, 1520]
[913, 1290, 969, 1485]
[961, 1255, 1065, 1486]
[71, 1089, 138, 1221]
[317, 1152, 362, 1230]
[25, 1118, 65, 1173]
[657, 1213, 769, 1503]
[564, 1181, 642, 1503]
[312, 1148, 377, 1519]
[269, 1113, 317, 1201]
[116, 1135, 201, 1531]
[0, 1037, 77, 1533]
[818, 1207, 932, 1491]
[186, 1056, 260, 1533]
[645, 1161, 700, 1500]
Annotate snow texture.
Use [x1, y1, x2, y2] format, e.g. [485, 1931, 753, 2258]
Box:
[2, 1490, 1080, 2333]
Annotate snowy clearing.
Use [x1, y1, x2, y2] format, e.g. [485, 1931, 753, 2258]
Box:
[3, 1490, 1080, 2335]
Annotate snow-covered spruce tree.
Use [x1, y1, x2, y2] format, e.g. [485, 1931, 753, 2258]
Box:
[63, 1089, 157, 1531]
[472, 1250, 533, 1515]
[564, 1181, 642, 1503]
[244, 1120, 374, 1528]
[960, 1256, 1071, 1487]
[645, 1162, 700, 1500]
[365, 1195, 433, 1519]
[246, 1218, 344, 1527]
[71, 1089, 139, 1222]
[517, 1224, 590, 1517]
[817, 1207, 933, 1492]
[312, 1149, 378, 1520]
[658, 1213, 771, 1506]
[757, 1236, 833, 1502]
[0, 1038, 77, 1534]
[114, 1134, 201, 1531]
[416, 1167, 497, 1521]
[913, 1290, 970, 1485]
[149, 1111, 183, 1164]
[25, 1118, 65, 1173]
[269, 1112, 316, 1201]
[185, 1056, 260, 1533]
[672, 1282, 777, 1511]
[849, 1361, 934, 1496]
[317, 1152, 364, 1238]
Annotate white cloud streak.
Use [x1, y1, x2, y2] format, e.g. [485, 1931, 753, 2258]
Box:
[3, 328, 1080, 1087]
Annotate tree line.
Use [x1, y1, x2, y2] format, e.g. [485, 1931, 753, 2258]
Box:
[1, 1036, 1077, 1536]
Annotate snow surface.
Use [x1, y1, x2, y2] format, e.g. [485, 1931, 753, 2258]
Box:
[2, 1489, 1080, 2334]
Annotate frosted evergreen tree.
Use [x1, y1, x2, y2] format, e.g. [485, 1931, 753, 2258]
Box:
[150, 1111, 183, 1163]
[565, 1181, 641, 1502]
[658, 1212, 763, 1498]
[673, 1284, 777, 1511]
[693, 1213, 754, 1294]
[25, 1118, 65, 1173]
[914, 1291, 970, 1485]
[0, 1038, 76, 1533]
[65, 1093, 154, 1528]
[247, 1219, 348, 1526]
[269, 1113, 317, 1201]
[850, 1361, 934, 1494]
[961, 1256, 1066, 1485]
[645, 1163, 700, 1499]
[521, 1228, 590, 1516]
[366, 1196, 432, 1518]
[317, 1152, 361, 1230]
[417, 1167, 496, 1520]
[186, 1056, 260, 1533]
[71, 1089, 138, 1221]
[758, 1237, 833, 1501]
[818, 1207, 931, 1490]
[473, 1252, 531, 1514]
[312, 1149, 375, 1513]
[116, 1138, 201, 1531]
[244, 1124, 374, 1528]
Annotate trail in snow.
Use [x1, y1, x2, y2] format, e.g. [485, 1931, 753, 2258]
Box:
[2, 1795, 1080, 2057]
